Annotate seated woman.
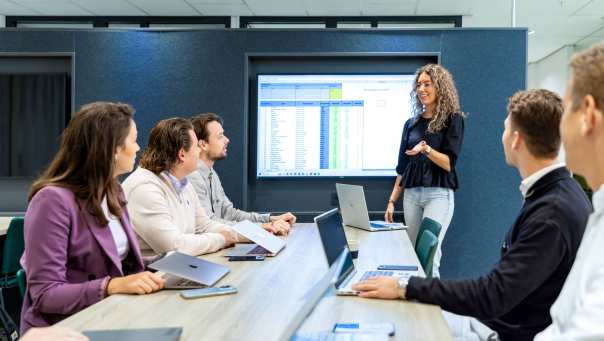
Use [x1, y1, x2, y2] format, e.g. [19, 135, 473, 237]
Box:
[20, 102, 164, 334]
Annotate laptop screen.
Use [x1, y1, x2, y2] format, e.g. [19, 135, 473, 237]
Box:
[336, 183, 372, 228]
[335, 249, 355, 289]
[315, 209, 350, 266]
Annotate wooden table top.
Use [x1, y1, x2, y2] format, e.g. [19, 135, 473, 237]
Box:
[59, 223, 451, 341]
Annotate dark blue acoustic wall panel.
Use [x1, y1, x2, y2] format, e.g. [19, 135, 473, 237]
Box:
[439, 29, 526, 278]
[73, 30, 250, 209]
[0, 28, 526, 279]
[0, 31, 74, 53]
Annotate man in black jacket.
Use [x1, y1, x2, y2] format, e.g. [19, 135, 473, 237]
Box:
[353, 89, 592, 341]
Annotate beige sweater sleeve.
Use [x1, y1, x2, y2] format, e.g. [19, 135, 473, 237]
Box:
[127, 182, 227, 256]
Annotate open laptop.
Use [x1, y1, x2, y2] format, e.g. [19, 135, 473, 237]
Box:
[314, 208, 358, 260]
[148, 252, 230, 290]
[315, 209, 414, 296]
[278, 249, 388, 341]
[224, 220, 286, 257]
[336, 183, 406, 232]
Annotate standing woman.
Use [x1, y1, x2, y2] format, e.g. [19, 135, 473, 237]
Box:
[385, 64, 465, 277]
[20, 102, 165, 334]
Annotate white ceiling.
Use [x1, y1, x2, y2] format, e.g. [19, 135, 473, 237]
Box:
[0, 0, 603, 62]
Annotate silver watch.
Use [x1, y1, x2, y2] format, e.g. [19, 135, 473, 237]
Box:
[397, 277, 409, 299]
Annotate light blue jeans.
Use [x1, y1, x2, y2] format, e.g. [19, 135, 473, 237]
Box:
[403, 187, 454, 278]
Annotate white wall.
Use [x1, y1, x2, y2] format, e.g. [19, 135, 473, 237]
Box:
[527, 45, 575, 97]
[527, 45, 576, 163]
[0, 15, 5, 28]
[528, 41, 603, 94]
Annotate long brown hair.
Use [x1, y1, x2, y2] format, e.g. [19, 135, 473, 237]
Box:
[139, 118, 195, 174]
[411, 64, 464, 133]
[29, 102, 135, 226]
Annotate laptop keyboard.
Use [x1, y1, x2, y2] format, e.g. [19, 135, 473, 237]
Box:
[247, 245, 271, 255]
[173, 278, 204, 287]
[369, 222, 390, 228]
[162, 275, 207, 288]
[359, 270, 394, 282]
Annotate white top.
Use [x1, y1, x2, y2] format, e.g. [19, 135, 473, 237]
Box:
[101, 196, 130, 260]
[122, 167, 239, 257]
[534, 184, 604, 340]
[519, 162, 565, 198]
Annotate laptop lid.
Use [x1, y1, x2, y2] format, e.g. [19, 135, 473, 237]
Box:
[278, 248, 349, 341]
[83, 327, 183, 341]
[230, 220, 286, 255]
[314, 208, 350, 266]
[148, 252, 229, 287]
[334, 247, 356, 290]
[335, 183, 371, 228]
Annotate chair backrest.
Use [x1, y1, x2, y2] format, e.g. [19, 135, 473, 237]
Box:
[2, 217, 25, 275]
[415, 229, 438, 278]
[419, 217, 442, 239]
[16, 269, 26, 298]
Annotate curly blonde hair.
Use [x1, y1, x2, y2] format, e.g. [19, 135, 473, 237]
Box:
[410, 64, 464, 133]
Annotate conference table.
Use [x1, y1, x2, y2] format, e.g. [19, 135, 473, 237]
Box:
[59, 223, 452, 340]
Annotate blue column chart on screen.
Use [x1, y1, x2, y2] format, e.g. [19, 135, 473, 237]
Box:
[256, 74, 414, 178]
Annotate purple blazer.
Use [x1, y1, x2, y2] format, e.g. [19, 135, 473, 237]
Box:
[20, 186, 145, 334]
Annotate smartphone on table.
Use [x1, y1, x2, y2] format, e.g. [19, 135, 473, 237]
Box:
[333, 322, 395, 336]
[377, 265, 418, 271]
[228, 255, 265, 261]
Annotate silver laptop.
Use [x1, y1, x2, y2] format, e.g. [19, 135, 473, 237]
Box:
[336, 183, 406, 232]
[278, 249, 388, 341]
[333, 247, 411, 296]
[315, 209, 414, 296]
[224, 220, 286, 257]
[83, 327, 183, 341]
[148, 252, 230, 290]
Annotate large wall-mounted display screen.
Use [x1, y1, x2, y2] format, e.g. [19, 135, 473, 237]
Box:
[256, 74, 415, 177]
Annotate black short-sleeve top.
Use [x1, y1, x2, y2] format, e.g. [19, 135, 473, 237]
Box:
[395, 113, 465, 190]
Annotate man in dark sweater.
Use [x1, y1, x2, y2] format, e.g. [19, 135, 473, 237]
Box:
[353, 89, 592, 341]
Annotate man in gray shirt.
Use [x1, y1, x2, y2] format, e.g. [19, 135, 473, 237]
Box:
[188, 113, 296, 235]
